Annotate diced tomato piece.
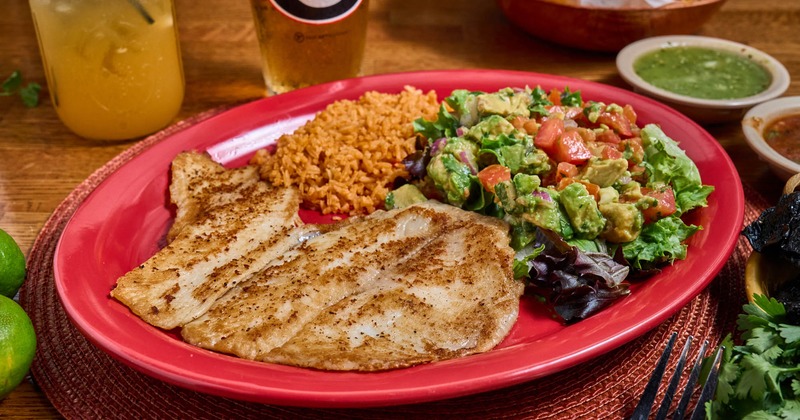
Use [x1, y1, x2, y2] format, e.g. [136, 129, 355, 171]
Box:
[582, 181, 601, 200]
[596, 129, 621, 144]
[548, 89, 562, 106]
[618, 137, 644, 165]
[629, 164, 647, 183]
[522, 119, 539, 135]
[571, 111, 591, 127]
[597, 111, 633, 137]
[555, 161, 578, 181]
[553, 130, 592, 165]
[641, 187, 677, 223]
[510, 116, 526, 130]
[601, 144, 624, 160]
[556, 177, 574, 191]
[534, 118, 564, 154]
[571, 127, 597, 143]
[557, 178, 600, 201]
[477, 164, 511, 193]
[622, 104, 638, 126]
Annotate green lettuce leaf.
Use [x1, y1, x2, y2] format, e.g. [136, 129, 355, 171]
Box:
[640, 124, 714, 215]
[413, 103, 460, 141]
[621, 215, 700, 269]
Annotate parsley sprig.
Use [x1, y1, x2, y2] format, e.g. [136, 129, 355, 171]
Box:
[2, 70, 41, 108]
[709, 294, 800, 419]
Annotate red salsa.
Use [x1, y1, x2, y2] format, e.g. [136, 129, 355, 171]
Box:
[765, 114, 800, 163]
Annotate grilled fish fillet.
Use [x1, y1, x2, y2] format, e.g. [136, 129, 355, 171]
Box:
[167, 151, 260, 242]
[111, 152, 314, 330]
[181, 201, 523, 371]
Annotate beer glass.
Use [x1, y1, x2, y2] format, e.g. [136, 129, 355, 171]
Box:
[249, 0, 369, 95]
[29, 0, 185, 141]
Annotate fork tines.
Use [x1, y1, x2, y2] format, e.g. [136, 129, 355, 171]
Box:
[630, 332, 724, 420]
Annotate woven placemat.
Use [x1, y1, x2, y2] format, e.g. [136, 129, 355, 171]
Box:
[18, 109, 769, 418]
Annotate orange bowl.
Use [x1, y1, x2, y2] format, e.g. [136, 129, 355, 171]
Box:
[495, 0, 727, 52]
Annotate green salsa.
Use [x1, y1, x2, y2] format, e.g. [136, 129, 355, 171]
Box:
[633, 46, 772, 100]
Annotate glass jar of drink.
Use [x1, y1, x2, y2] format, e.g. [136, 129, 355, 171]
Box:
[29, 0, 185, 141]
[249, 0, 369, 95]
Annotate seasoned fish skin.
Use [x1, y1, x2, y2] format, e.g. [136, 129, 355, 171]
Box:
[181, 201, 523, 371]
[181, 204, 449, 357]
[166, 151, 262, 242]
[267, 213, 522, 371]
[111, 153, 310, 330]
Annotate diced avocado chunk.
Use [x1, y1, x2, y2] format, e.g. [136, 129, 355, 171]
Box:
[599, 202, 643, 243]
[385, 184, 428, 210]
[579, 157, 629, 188]
[516, 188, 574, 239]
[513, 173, 541, 196]
[497, 144, 550, 176]
[475, 89, 531, 118]
[560, 182, 605, 239]
[597, 186, 619, 205]
[427, 153, 472, 207]
[465, 115, 516, 142]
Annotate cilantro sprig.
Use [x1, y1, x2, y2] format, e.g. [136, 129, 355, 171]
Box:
[2, 70, 40, 108]
[709, 295, 800, 419]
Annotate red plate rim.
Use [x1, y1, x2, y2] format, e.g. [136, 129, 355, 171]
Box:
[53, 69, 744, 408]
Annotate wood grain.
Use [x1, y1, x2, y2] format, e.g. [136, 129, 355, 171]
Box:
[1, 0, 798, 416]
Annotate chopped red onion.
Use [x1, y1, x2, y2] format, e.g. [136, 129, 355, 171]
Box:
[430, 137, 446, 155]
[459, 151, 478, 175]
[532, 190, 552, 202]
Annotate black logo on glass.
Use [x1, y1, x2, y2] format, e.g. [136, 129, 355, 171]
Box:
[270, 0, 362, 24]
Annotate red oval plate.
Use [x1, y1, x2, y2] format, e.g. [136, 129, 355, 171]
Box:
[53, 70, 744, 408]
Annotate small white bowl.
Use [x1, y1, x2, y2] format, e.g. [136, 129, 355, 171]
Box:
[742, 97, 800, 180]
[616, 35, 790, 124]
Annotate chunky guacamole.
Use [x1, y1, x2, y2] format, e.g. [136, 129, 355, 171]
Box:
[388, 86, 714, 322]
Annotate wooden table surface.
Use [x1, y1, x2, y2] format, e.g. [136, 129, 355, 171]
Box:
[1, 0, 797, 417]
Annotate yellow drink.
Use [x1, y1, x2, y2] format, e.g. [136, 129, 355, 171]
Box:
[29, 0, 185, 140]
[250, 0, 369, 95]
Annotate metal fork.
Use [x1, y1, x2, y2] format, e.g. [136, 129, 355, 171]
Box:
[629, 332, 724, 420]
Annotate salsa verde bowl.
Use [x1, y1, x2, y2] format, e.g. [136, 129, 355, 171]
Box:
[742, 97, 800, 181]
[616, 35, 790, 124]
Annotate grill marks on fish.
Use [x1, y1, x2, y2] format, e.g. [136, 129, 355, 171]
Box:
[181, 201, 522, 371]
[112, 152, 523, 371]
[180, 205, 449, 358]
[267, 217, 521, 371]
[110, 152, 311, 330]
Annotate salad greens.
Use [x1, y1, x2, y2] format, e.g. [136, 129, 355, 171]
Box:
[709, 295, 800, 419]
[392, 86, 713, 323]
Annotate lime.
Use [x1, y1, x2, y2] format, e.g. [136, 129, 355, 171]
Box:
[0, 295, 36, 400]
[0, 229, 26, 298]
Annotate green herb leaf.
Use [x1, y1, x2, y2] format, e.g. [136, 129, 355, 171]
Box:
[19, 82, 41, 108]
[2, 70, 22, 95]
[711, 296, 800, 418]
[560, 87, 582, 107]
[412, 104, 460, 141]
[1, 70, 40, 107]
[528, 86, 552, 117]
[780, 324, 800, 344]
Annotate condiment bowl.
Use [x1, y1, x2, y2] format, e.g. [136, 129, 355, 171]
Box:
[495, 0, 726, 53]
[744, 173, 800, 304]
[742, 97, 800, 181]
[616, 35, 790, 124]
